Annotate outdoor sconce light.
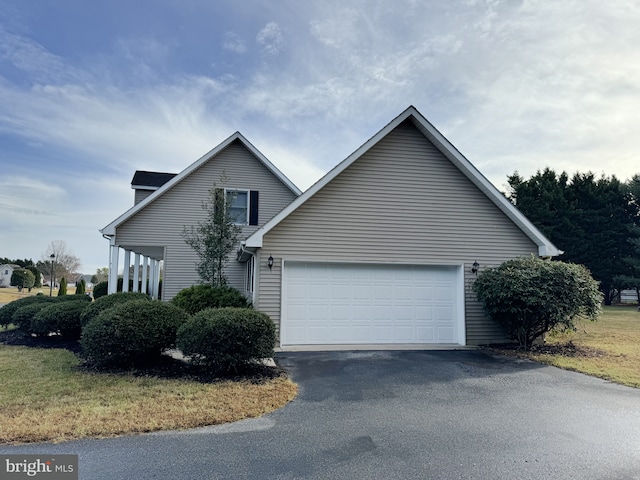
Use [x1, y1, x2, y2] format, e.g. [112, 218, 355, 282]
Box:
[268, 255, 274, 271]
[471, 261, 479, 275]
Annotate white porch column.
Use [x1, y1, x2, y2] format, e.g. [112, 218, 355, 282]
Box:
[149, 260, 156, 299]
[133, 253, 140, 293]
[108, 242, 119, 295]
[152, 260, 161, 300]
[141, 256, 149, 295]
[122, 250, 131, 293]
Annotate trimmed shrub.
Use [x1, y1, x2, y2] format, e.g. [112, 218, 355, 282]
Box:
[81, 300, 190, 368]
[54, 294, 92, 304]
[32, 299, 87, 339]
[171, 285, 250, 315]
[176, 308, 276, 373]
[76, 278, 86, 295]
[12, 300, 55, 333]
[79, 291, 151, 327]
[92, 281, 108, 299]
[473, 256, 603, 349]
[0, 295, 52, 328]
[91, 280, 162, 300]
[58, 277, 67, 296]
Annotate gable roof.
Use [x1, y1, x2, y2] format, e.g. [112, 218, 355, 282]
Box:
[131, 171, 178, 190]
[245, 106, 562, 257]
[101, 132, 302, 236]
[0, 264, 21, 271]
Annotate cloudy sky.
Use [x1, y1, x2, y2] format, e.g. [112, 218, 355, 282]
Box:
[1, 0, 639, 274]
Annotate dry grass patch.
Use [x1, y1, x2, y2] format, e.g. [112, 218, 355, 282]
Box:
[0, 287, 78, 303]
[0, 345, 297, 445]
[492, 306, 640, 388]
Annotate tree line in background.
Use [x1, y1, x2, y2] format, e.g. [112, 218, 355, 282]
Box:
[2, 240, 83, 292]
[508, 169, 640, 304]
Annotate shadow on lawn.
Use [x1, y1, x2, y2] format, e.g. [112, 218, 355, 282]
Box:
[484, 341, 607, 358]
[0, 329, 285, 384]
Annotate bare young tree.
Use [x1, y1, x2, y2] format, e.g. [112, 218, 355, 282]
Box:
[182, 176, 242, 286]
[38, 240, 82, 286]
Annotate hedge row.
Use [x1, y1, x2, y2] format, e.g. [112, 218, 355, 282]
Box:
[1, 285, 275, 374]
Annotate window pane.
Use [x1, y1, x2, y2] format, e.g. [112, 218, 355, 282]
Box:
[227, 190, 248, 224]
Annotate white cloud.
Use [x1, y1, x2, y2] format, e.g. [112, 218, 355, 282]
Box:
[2, 0, 640, 272]
[256, 22, 285, 55]
[223, 32, 247, 53]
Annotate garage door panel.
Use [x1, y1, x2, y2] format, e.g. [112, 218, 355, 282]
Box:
[353, 285, 372, 299]
[435, 285, 454, 301]
[416, 326, 435, 342]
[374, 284, 393, 300]
[282, 262, 461, 345]
[437, 326, 455, 342]
[308, 304, 329, 321]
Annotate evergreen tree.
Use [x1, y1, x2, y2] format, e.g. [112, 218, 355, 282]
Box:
[58, 277, 67, 296]
[25, 265, 42, 288]
[76, 278, 86, 295]
[10, 269, 35, 292]
[508, 169, 640, 304]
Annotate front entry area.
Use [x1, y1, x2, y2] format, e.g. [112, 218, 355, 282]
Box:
[281, 261, 464, 346]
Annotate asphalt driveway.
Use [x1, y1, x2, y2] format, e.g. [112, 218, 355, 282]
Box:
[2, 350, 640, 479]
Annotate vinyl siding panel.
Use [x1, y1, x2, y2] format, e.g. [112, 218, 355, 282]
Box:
[134, 189, 154, 205]
[258, 121, 538, 345]
[115, 140, 298, 301]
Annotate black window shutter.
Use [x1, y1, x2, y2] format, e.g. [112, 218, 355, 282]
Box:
[249, 190, 259, 225]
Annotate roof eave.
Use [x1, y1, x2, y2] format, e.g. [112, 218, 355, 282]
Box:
[244, 106, 562, 257]
[100, 131, 301, 236]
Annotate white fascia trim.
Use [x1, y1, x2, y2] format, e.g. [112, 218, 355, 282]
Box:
[406, 109, 562, 257]
[246, 106, 560, 256]
[100, 132, 301, 236]
[131, 185, 160, 191]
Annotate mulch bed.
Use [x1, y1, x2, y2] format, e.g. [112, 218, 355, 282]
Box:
[0, 329, 285, 384]
[484, 341, 608, 358]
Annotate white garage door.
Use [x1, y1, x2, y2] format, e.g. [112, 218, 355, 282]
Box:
[282, 262, 463, 346]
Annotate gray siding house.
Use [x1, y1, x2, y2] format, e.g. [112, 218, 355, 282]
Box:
[102, 106, 560, 349]
[100, 133, 301, 302]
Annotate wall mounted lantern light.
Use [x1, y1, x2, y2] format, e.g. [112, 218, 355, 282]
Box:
[268, 255, 274, 271]
[471, 261, 479, 275]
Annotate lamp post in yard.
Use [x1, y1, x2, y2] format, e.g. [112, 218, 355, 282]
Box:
[49, 253, 55, 297]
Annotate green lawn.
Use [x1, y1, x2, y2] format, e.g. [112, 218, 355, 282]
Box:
[528, 306, 640, 388]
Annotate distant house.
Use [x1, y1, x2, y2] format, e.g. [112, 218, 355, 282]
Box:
[0, 264, 21, 288]
[102, 106, 560, 349]
[620, 289, 639, 304]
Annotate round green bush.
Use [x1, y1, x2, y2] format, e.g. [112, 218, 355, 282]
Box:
[171, 285, 250, 315]
[53, 294, 92, 304]
[32, 299, 88, 339]
[92, 281, 109, 299]
[0, 295, 52, 328]
[12, 300, 55, 333]
[176, 307, 275, 373]
[80, 291, 151, 327]
[81, 300, 190, 368]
